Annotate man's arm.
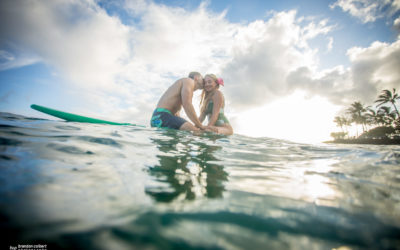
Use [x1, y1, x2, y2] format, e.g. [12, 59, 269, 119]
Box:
[181, 79, 204, 129]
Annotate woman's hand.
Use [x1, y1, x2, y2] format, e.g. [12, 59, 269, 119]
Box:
[205, 126, 219, 133]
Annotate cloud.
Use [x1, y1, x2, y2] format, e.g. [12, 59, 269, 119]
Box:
[348, 40, 400, 96]
[0, 0, 131, 89]
[0, 49, 41, 70]
[395, 17, 400, 34]
[327, 37, 334, 52]
[124, 0, 151, 16]
[287, 66, 354, 105]
[287, 39, 400, 106]
[128, 2, 235, 75]
[330, 0, 400, 23]
[0, 0, 147, 122]
[221, 11, 335, 109]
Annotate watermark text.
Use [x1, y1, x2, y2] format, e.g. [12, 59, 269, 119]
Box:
[9, 244, 47, 250]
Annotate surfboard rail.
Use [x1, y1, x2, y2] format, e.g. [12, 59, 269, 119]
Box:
[31, 104, 145, 127]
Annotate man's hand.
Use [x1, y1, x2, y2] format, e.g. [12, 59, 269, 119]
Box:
[197, 124, 206, 130]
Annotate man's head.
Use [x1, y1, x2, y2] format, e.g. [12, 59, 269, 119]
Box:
[188, 72, 204, 90]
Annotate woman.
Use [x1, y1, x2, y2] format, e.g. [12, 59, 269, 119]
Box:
[199, 74, 233, 135]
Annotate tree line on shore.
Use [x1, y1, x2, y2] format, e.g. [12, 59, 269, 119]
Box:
[331, 88, 400, 141]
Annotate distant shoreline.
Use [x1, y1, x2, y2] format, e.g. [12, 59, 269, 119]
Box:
[324, 138, 400, 145]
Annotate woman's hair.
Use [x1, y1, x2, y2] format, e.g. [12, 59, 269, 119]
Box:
[200, 74, 220, 116]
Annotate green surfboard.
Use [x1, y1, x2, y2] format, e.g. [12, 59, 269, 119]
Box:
[31, 104, 145, 127]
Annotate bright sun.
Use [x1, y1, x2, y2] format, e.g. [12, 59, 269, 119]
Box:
[233, 91, 341, 143]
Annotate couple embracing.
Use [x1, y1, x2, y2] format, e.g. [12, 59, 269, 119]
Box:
[150, 72, 233, 135]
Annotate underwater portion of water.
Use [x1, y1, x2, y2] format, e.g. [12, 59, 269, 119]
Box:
[1, 112, 400, 249]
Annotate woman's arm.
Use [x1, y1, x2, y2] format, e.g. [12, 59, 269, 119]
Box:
[199, 111, 206, 123]
[207, 91, 223, 126]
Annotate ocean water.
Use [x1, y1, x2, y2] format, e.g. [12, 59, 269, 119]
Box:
[1, 112, 400, 250]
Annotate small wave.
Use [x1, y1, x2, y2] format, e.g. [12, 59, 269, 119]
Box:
[47, 143, 95, 155]
[77, 136, 122, 148]
[0, 137, 23, 146]
[55, 125, 81, 131]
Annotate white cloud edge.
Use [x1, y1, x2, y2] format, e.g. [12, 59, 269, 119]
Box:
[330, 0, 400, 23]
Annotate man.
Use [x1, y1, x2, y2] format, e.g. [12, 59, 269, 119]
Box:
[150, 72, 205, 131]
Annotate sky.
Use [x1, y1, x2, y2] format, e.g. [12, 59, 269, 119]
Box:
[0, 0, 400, 143]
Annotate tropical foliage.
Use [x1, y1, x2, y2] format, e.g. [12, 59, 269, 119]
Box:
[330, 132, 347, 140]
[332, 88, 400, 140]
[375, 88, 400, 118]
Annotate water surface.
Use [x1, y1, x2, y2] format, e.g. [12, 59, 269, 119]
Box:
[1, 112, 400, 249]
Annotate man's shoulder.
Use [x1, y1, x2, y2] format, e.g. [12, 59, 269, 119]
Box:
[174, 77, 193, 84]
[180, 77, 195, 87]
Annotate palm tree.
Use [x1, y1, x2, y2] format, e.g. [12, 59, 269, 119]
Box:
[331, 114, 353, 138]
[343, 116, 352, 138]
[375, 88, 400, 119]
[374, 108, 388, 126]
[334, 116, 345, 133]
[377, 106, 396, 126]
[347, 102, 369, 136]
[366, 108, 379, 127]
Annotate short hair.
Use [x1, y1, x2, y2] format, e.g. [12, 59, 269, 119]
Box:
[188, 72, 201, 79]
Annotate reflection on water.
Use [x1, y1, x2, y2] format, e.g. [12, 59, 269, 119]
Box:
[1, 112, 400, 249]
[146, 130, 227, 202]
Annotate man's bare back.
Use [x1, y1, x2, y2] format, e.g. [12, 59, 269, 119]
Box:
[150, 72, 204, 131]
[156, 78, 186, 115]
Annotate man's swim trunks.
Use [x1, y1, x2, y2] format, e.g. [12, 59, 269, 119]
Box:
[150, 108, 187, 129]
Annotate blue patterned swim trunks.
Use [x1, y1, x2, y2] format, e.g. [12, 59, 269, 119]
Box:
[150, 108, 187, 129]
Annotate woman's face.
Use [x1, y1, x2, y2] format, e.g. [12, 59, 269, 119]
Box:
[204, 76, 217, 92]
